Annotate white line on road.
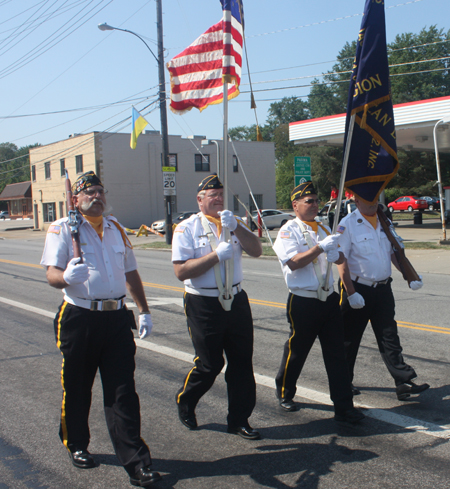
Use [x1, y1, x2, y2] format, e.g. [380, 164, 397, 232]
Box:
[2, 295, 450, 440]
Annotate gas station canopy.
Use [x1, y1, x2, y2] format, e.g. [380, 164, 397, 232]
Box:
[289, 96, 450, 153]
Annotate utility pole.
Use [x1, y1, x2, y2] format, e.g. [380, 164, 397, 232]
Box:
[156, 0, 173, 244]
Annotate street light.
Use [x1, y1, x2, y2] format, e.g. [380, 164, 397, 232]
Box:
[97, 23, 158, 62]
[201, 139, 220, 178]
[98, 8, 173, 244]
[433, 116, 450, 243]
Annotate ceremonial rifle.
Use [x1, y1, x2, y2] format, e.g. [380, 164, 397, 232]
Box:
[64, 170, 82, 262]
[376, 206, 420, 287]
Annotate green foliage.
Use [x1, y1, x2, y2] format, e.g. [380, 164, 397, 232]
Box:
[389, 26, 450, 104]
[0, 142, 40, 194]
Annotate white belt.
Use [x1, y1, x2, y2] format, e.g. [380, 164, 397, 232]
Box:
[64, 295, 126, 311]
[290, 287, 334, 299]
[185, 283, 242, 298]
[351, 274, 390, 288]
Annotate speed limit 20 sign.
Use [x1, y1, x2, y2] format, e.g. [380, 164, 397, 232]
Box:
[162, 166, 176, 196]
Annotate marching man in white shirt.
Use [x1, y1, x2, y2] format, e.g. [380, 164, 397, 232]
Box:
[273, 181, 364, 423]
[337, 197, 429, 401]
[172, 174, 263, 440]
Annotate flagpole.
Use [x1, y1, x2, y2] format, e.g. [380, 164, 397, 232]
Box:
[222, 82, 233, 301]
[322, 113, 356, 291]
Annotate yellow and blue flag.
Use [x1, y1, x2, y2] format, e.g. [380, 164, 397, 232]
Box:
[343, 0, 399, 204]
[130, 107, 149, 149]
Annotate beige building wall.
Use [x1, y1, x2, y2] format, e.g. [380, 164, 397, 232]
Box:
[30, 131, 276, 230]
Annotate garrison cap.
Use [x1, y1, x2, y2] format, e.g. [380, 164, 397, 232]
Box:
[72, 171, 103, 195]
[197, 174, 223, 193]
[291, 181, 317, 201]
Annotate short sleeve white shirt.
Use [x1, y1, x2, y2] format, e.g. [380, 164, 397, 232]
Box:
[40, 215, 137, 300]
[338, 209, 393, 281]
[171, 213, 244, 292]
[273, 219, 335, 293]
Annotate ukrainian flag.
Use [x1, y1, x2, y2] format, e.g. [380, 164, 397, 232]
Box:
[130, 107, 149, 149]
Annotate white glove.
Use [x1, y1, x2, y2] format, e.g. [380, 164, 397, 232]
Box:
[139, 313, 153, 339]
[326, 248, 340, 263]
[216, 241, 233, 262]
[410, 275, 423, 291]
[219, 210, 238, 231]
[348, 292, 365, 309]
[63, 257, 89, 285]
[318, 234, 340, 252]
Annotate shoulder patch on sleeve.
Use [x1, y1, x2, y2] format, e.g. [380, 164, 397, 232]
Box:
[279, 231, 291, 239]
[47, 224, 61, 234]
[337, 225, 346, 234]
[174, 225, 186, 233]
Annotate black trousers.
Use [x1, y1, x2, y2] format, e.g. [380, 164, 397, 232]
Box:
[54, 302, 151, 476]
[176, 290, 256, 427]
[275, 292, 353, 413]
[340, 279, 416, 385]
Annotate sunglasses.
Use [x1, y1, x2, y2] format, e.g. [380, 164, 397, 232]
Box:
[303, 198, 320, 205]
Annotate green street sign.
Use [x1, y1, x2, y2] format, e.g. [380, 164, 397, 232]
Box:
[294, 156, 311, 186]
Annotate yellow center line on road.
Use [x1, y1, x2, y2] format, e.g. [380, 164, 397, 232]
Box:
[3, 259, 449, 334]
[0, 258, 41, 268]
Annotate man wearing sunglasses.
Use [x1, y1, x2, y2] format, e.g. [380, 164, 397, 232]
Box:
[41, 171, 161, 487]
[273, 181, 364, 424]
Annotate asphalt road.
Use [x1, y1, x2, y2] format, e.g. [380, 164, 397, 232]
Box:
[0, 237, 449, 488]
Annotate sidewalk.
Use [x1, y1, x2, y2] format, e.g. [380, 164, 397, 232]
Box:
[1, 219, 449, 275]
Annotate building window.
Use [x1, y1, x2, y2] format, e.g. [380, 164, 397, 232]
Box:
[60, 159, 65, 177]
[249, 194, 263, 213]
[75, 155, 83, 174]
[233, 155, 239, 173]
[195, 154, 210, 172]
[44, 162, 51, 180]
[233, 194, 239, 212]
[43, 203, 56, 223]
[31, 165, 36, 182]
[59, 201, 65, 219]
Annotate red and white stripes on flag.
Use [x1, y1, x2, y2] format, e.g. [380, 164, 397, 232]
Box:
[167, 0, 243, 114]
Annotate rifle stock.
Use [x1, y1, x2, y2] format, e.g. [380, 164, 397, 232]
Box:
[377, 206, 420, 287]
[64, 170, 82, 261]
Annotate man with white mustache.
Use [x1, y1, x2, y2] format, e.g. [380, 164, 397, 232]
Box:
[41, 171, 161, 487]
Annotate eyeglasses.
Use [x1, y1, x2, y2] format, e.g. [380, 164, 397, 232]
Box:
[303, 198, 320, 205]
[206, 192, 223, 200]
[82, 188, 108, 196]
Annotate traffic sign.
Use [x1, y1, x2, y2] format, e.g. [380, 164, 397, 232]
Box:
[163, 172, 176, 195]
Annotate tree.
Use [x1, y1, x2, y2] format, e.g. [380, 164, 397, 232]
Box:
[0, 142, 40, 194]
[388, 26, 450, 104]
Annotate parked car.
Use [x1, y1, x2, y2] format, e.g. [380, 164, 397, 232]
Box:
[0, 210, 9, 220]
[387, 196, 427, 213]
[316, 200, 357, 228]
[243, 209, 295, 231]
[420, 196, 442, 211]
[151, 211, 197, 234]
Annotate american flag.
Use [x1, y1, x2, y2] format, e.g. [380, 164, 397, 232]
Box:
[167, 0, 243, 114]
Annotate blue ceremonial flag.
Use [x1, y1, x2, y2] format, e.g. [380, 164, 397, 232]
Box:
[343, 0, 399, 204]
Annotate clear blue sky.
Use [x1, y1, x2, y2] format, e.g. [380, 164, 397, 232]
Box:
[1, 0, 448, 149]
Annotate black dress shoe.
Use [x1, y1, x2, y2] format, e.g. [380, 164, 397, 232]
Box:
[227, 424, 261, 440]
[279, 398, 298, 412]
[334, 407, 365, 424]
[396, 381, 430, 401]
[177, 402, 197, 430]
[68, 449, 96, 469]
[130, 466, 162, 487]
[351, 384, 361, 396]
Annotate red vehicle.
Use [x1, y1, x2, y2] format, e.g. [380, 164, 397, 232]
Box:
[387, 196, 427, 212]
